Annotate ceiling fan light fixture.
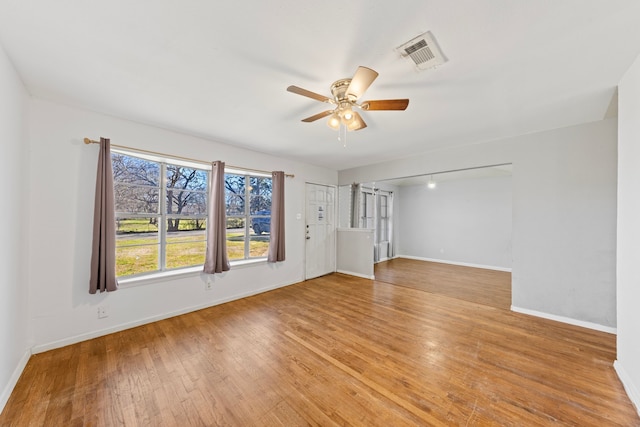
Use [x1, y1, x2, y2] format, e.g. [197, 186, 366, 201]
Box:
[346, 118, 360, 131]
[327, 113, 341, 130]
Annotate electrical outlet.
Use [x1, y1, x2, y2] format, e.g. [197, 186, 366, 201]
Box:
[205, 280, 213, 291]
[98, 306, 108, 319]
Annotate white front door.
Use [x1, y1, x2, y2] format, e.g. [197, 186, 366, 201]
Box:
[305, 183, 336, 280]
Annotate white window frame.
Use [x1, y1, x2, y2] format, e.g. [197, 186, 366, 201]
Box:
[113, 149, 209, 279]
[224, 168, 272, 261]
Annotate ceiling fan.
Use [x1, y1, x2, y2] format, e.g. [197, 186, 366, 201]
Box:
[286, 66, 409, 133]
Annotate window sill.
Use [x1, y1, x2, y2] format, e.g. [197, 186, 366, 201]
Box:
[118, 258, 268, 288]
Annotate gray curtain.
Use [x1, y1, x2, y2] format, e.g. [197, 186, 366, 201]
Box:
[267, 171, 286, 262]
[350, 183, 361, 228]
[204, 161, 230, 274]
[89, 138, 119, 293]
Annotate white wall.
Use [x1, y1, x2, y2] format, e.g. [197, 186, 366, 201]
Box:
[0, 43, 30, 411]
[340, 118, 618, 330]
[27, 98, 337, 351]
[337, 229, 374, 279]
[397, 175, 512, 270]
[616, 53, 640, 413]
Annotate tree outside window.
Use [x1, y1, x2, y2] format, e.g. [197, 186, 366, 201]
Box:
[112, 152, 273, 278]
[225, 173, 272, 260]
[112, 152, 208, 277]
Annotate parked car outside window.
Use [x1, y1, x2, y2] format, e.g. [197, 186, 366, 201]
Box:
[252, 210, 270, 235]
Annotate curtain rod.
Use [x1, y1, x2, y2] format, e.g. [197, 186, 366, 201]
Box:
[84, 138, 294, 178]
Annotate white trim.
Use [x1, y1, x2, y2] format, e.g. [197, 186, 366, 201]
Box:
[337, 227, 373, 233]
[119, 259, 267, 288]
[31, 279, 299, 354]
[511, 306, 617, 334]
[614, 360, 640, 417]
[0, 348, 31, 414]
[397, 255, 512, 272]
[337, 270, 375, 280]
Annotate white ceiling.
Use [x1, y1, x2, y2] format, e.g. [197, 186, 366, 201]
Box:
[1, 1, 639, 171]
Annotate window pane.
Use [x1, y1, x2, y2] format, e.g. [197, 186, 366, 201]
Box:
[226, 217, 245, 260]
[166, 166, 208, 190]
[250, 195, 271, 215]
[112, 153, 159, 186]
[116, 246, 159, 277]
[225, 174, 245, 215]
[116, 217, 159, 277]
[250, 234, 270, 258]
[166, 239, 206, 269]
[166, 165, 208, 216]
[166, 189, 207, 215]
[115, 184, 159, 214]
[250, 215, 270, 236]
[226, 193, 245, 216]
[250, 176, 272, 214]
[166, 218, 207, 233]
[380, 220, 388, 241]
[116, 217, 160, 237]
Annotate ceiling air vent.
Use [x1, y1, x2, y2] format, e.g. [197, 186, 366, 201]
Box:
[396, 31, 447, 71]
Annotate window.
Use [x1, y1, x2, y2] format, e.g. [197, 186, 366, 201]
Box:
[112, 151, 273, 279]
[361, 190, 375, 229]
[224, 171, 272, 260]
[112, 151, 208, 278]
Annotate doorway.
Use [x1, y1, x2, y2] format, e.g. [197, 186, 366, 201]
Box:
[360, 187, 393, 263]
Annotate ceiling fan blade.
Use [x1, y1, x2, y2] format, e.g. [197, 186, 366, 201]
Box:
[348, 112, 367, 131]
[301, 110, 334, 122]
[346, 66, 379, 99]
[287, 86, 332, 103]
[361, 99, 409, 111]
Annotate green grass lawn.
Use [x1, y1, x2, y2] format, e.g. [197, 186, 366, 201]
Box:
[116, 229, 269, 277]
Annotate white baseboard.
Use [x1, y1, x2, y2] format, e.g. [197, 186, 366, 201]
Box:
[337, 270, 375, 280]
[31, 280, 300, 354]
[397, 255, 511, 272]
[614, 360, 640, 417]
[0, 348, 31, 415]
[511, 305, 617, 334]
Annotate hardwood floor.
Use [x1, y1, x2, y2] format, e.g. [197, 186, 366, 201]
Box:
[374, 258, 512, 310]
[1, 262, 638, 426]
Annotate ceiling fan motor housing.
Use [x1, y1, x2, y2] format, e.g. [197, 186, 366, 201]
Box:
[331, 78, 356, 103]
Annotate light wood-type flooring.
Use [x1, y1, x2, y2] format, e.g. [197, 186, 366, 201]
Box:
[1, 260, 638, 426]
[374, 258, 512, 310]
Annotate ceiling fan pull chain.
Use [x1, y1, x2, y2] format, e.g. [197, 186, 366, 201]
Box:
[338, 122, 347, 147]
